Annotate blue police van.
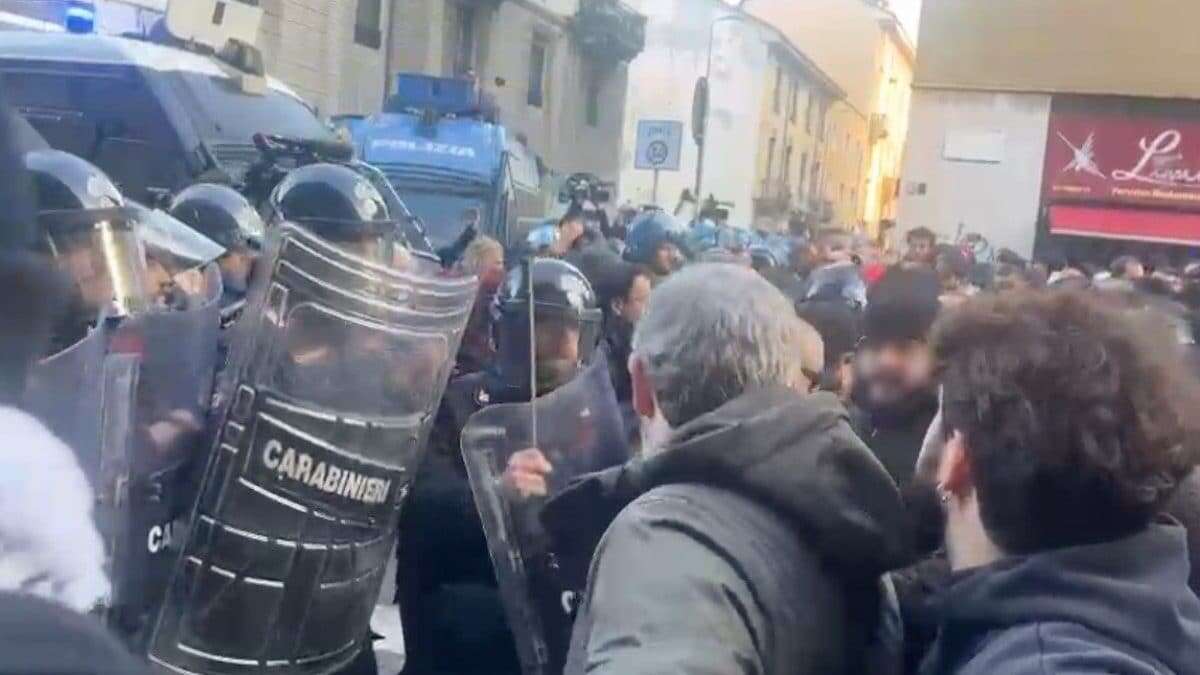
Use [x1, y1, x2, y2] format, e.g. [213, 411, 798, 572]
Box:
[336, 74, 544, 251]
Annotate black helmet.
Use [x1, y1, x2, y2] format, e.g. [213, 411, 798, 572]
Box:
[268, 163, 392, 240]
[169, 183, 264, 252]
[491, 258, 602, 397]
[24, 149, 148, 316]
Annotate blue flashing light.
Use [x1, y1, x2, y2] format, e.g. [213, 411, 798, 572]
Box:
[65, 3, 96, 34]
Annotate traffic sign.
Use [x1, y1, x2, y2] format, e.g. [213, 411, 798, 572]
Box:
[635, 120, 683, 171]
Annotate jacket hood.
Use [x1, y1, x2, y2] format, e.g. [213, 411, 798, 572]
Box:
[544, 388, 913, 578]
[935, 523, 1200, 673]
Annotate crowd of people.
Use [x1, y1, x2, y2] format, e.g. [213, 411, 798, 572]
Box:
[5, 89, 1200, 673]
[401, 202, 1200, 675]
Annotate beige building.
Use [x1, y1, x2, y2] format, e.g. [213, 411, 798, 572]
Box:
[752, 40, 843, 231]
[749, 0, 915, 237]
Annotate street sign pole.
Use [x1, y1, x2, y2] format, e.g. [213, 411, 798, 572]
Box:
[652, 168, 660, 205]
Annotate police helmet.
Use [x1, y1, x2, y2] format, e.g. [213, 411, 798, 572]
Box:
[491, 258, 602, 396]
[24, 149, 148, 315]
[268, 163, 394, 256]
[624, 209, 688, 268]
[169, 183, 264, 252]
[805, 261, 868, 310]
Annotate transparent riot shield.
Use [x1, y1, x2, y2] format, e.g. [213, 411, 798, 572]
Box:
[461, 357, 632, 675]
[149, 224, 475, 675]
[24, 320, 139, 625]
[104, 262, 224, 646]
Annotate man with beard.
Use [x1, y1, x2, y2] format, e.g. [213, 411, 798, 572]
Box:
[396, 258, 602, 675]
[851, 267, 941, 487]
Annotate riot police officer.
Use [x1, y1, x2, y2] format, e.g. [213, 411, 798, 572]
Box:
[168, 183, 264, 316]
[397, 258, 601, 675]
[24, 149, 149, 351]
[267, 162, 399, 264]
[623, 209, 687, 283]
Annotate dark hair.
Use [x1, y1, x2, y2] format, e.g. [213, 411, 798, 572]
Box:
[863, 267, 941, 345]
[0, 252, 70, 404]
[932, 290, 1200, 554]
[796, 299, 862, 373]
[906, 227, 936, 245]
[594, 260, 651, 314]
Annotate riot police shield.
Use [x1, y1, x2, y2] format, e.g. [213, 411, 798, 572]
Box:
[461, 357, 631, 675]
[106, 263, 224, 645]
[24, 320, 139, 623]
[149, 223, 475, 674]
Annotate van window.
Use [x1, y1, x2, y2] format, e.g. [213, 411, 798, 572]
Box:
[2, 64, 187, 200]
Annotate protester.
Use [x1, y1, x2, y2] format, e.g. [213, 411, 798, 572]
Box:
[453, 235, 505, 376]
[589, 257, 652, 408]
[795, 298, 862, 402]
[852, 267, 941, 486]
[903, 227, 937, 266]
[933, 245, 974, 307]
[919, 290, 1200, 674]
[538, 264, 911, 674]
[550, 208, 587, 258]
[1108, 253, 1146, 281]
[811, 227, 855, 266]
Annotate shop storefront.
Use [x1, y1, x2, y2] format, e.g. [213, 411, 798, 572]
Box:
[1037, 95, 1200, 262]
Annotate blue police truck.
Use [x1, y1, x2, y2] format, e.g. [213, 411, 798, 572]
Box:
[336, 74, 544, 251]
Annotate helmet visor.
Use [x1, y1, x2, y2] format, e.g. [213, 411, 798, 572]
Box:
[40, 207, 149, 317]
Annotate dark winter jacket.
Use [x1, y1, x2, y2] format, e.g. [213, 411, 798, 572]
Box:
[851, 393, 937, 487]
[920, 523, 1200, 675]
[549, 388, 913, 675]
[396, 373, 521, 675]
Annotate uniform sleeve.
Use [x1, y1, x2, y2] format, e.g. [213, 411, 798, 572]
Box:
[571, 496, 765, 675]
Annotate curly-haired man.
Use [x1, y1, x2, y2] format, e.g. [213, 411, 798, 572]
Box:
[920, 290, 1200, 674]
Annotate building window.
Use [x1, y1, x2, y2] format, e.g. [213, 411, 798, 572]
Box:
[799, 152, 809, 195]
[585, 77, 600, 127]
[782, 144, 793, 193]
[451, 2, 477, 76]
[805, 92, 814, 133]
[765, 136, 777, 192]
[528, 39, 547, 108]
[354, 0, 382, 49]
[789, 78, 798, 122]
[772, 66, 782, 114]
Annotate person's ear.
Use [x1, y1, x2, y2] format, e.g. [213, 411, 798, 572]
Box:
[610, 297, 624, 317]
[937, 428, 973, 499]
[630, 354, 656, 419]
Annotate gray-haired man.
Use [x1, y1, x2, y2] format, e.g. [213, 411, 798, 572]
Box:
[531, 263, 912, 675]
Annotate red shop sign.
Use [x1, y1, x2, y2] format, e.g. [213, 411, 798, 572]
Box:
[1045, 110, 1200, 211]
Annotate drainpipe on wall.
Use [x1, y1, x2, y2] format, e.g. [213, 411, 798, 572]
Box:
[382, 0, 396, 100]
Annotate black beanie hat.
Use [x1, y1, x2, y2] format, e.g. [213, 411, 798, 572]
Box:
[864, 267, 941, 344]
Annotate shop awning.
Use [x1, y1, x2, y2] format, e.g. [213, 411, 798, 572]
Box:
[1048, 204, 1200, 246]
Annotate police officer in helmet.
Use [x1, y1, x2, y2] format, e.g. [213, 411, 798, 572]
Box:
[169, 184, 264, 313]
[268, 162, 400, 265]
[397, 257, 600, 675]
[25, 149, 149, 351]
[623, 209, 686, 283]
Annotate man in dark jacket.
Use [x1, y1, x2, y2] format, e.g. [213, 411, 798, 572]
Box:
[919, 290, 1200, 674]
[852, 267, 940, 486]
[537, 264, 913, 674]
